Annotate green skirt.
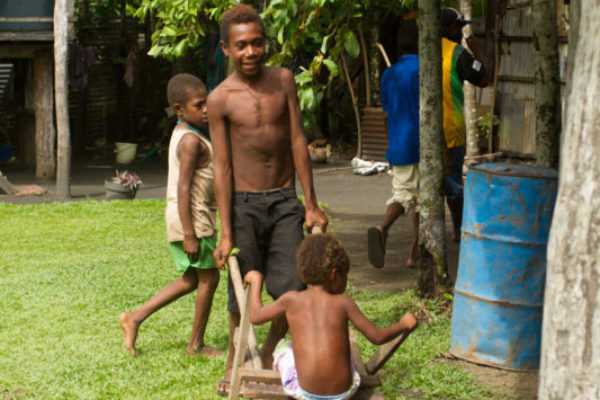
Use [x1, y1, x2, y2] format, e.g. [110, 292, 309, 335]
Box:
[169, 235, 216, 272]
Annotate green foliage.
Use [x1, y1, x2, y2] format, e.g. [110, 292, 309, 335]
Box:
[129, 0, 414, 128]
[131, 0, 236, 60]
[476, 112, 499, 141]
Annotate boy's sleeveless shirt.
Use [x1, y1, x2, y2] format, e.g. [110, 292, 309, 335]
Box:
[165, 124, 216, 242]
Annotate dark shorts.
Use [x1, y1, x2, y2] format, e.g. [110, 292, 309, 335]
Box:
[444, 145, 465, 200]
[228, 186, 306, 313]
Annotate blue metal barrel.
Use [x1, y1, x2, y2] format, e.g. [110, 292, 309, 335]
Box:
[449, 162, 558, 370]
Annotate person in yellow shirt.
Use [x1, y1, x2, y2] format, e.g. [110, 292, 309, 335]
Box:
[441, 7, 489, 241]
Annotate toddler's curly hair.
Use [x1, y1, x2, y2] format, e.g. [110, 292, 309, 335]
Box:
[296, 234, 349, 285]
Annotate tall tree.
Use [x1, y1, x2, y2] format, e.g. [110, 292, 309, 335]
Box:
[417, 0, 449, 298]
[532, 0, 561, 168]
[538, 0, 600, 398]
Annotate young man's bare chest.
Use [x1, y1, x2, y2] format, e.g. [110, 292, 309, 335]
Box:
[226, 87, 288, 130]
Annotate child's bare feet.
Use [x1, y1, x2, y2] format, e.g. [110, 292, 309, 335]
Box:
[216, 369, 232, 396]
[186, 345, 225, 357]
[119, 312, 139, 357]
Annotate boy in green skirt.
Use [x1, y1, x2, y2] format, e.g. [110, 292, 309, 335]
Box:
[119, 73, 222, 357]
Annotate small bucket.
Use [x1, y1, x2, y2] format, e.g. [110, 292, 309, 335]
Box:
[115, 142, 138, 165]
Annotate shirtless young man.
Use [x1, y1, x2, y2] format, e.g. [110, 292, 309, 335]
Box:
[207, 4, 328, 394]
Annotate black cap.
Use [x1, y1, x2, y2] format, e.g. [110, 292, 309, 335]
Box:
[441, 7, 470, 27]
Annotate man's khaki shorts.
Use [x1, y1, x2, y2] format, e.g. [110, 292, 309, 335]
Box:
[386, 164, 419, 214]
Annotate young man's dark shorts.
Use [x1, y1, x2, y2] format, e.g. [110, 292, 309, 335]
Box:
[228, 186, 306, 313]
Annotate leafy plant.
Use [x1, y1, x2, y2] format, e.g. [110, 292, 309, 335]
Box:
[476, 112, 499, 142]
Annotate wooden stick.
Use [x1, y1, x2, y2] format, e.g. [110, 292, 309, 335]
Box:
[464, 151, 504, 160]
[365, 331, 410, 375]
[376, 43, 391, 68]
[358, 23, 371, 106]
[228, 287, 252, 400]
[341, 55, 362, 158]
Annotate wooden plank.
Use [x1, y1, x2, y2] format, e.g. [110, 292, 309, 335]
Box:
[228, 287, 252, 400]
[365, 331, 410, 375]
[353, 388, 386, 400]
[229, 256, 262, 369]
[349, 329, 369, 377]
[239, 368, 281, 384]
[360, 374, 382, 388]
[240, 382, 289, 399]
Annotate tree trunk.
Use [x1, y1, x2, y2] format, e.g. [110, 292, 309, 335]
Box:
[461, 0, 479, 158]
[368, 9, 381, 106]
[532, 0, 561, 168]
[538, 1, 600, 398]
[33, 50, 56, 179]
[417, 0, 448, 298]
[54, 0, 71, 198]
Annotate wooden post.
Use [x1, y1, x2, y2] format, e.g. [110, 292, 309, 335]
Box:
[33, 49, 56, 179]
[417, 0, 448, 298]
[54, 0, 71, 198]
[461, 0, 479, 158]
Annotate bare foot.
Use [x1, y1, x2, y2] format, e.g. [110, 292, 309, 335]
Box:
[119, 312, 139, 357]
[186, 345, 225, 357]
[216, 369, 232, 396]
[406, 258, 418, 269]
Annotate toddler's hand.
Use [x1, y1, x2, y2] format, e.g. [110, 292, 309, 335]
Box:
[400, 312, 419, 332]
[244, 270, 264, 287]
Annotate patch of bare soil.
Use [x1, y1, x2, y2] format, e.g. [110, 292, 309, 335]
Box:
[441, 358, 539, 400]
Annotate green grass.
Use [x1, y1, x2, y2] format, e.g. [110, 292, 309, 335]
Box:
[1, 200, 494, 399]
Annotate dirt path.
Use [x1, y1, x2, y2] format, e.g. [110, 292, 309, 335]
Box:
[310, 161, 459, 291]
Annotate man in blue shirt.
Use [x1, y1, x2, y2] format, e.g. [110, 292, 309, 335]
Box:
[368, 22, 420, 269]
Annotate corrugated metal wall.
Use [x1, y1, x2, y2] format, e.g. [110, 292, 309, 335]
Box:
[496, 0, 568, 157]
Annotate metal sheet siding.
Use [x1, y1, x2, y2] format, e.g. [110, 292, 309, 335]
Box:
[496, 1, 568, 157]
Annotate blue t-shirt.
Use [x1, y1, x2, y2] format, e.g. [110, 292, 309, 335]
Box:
[381, 54, 420, 166]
